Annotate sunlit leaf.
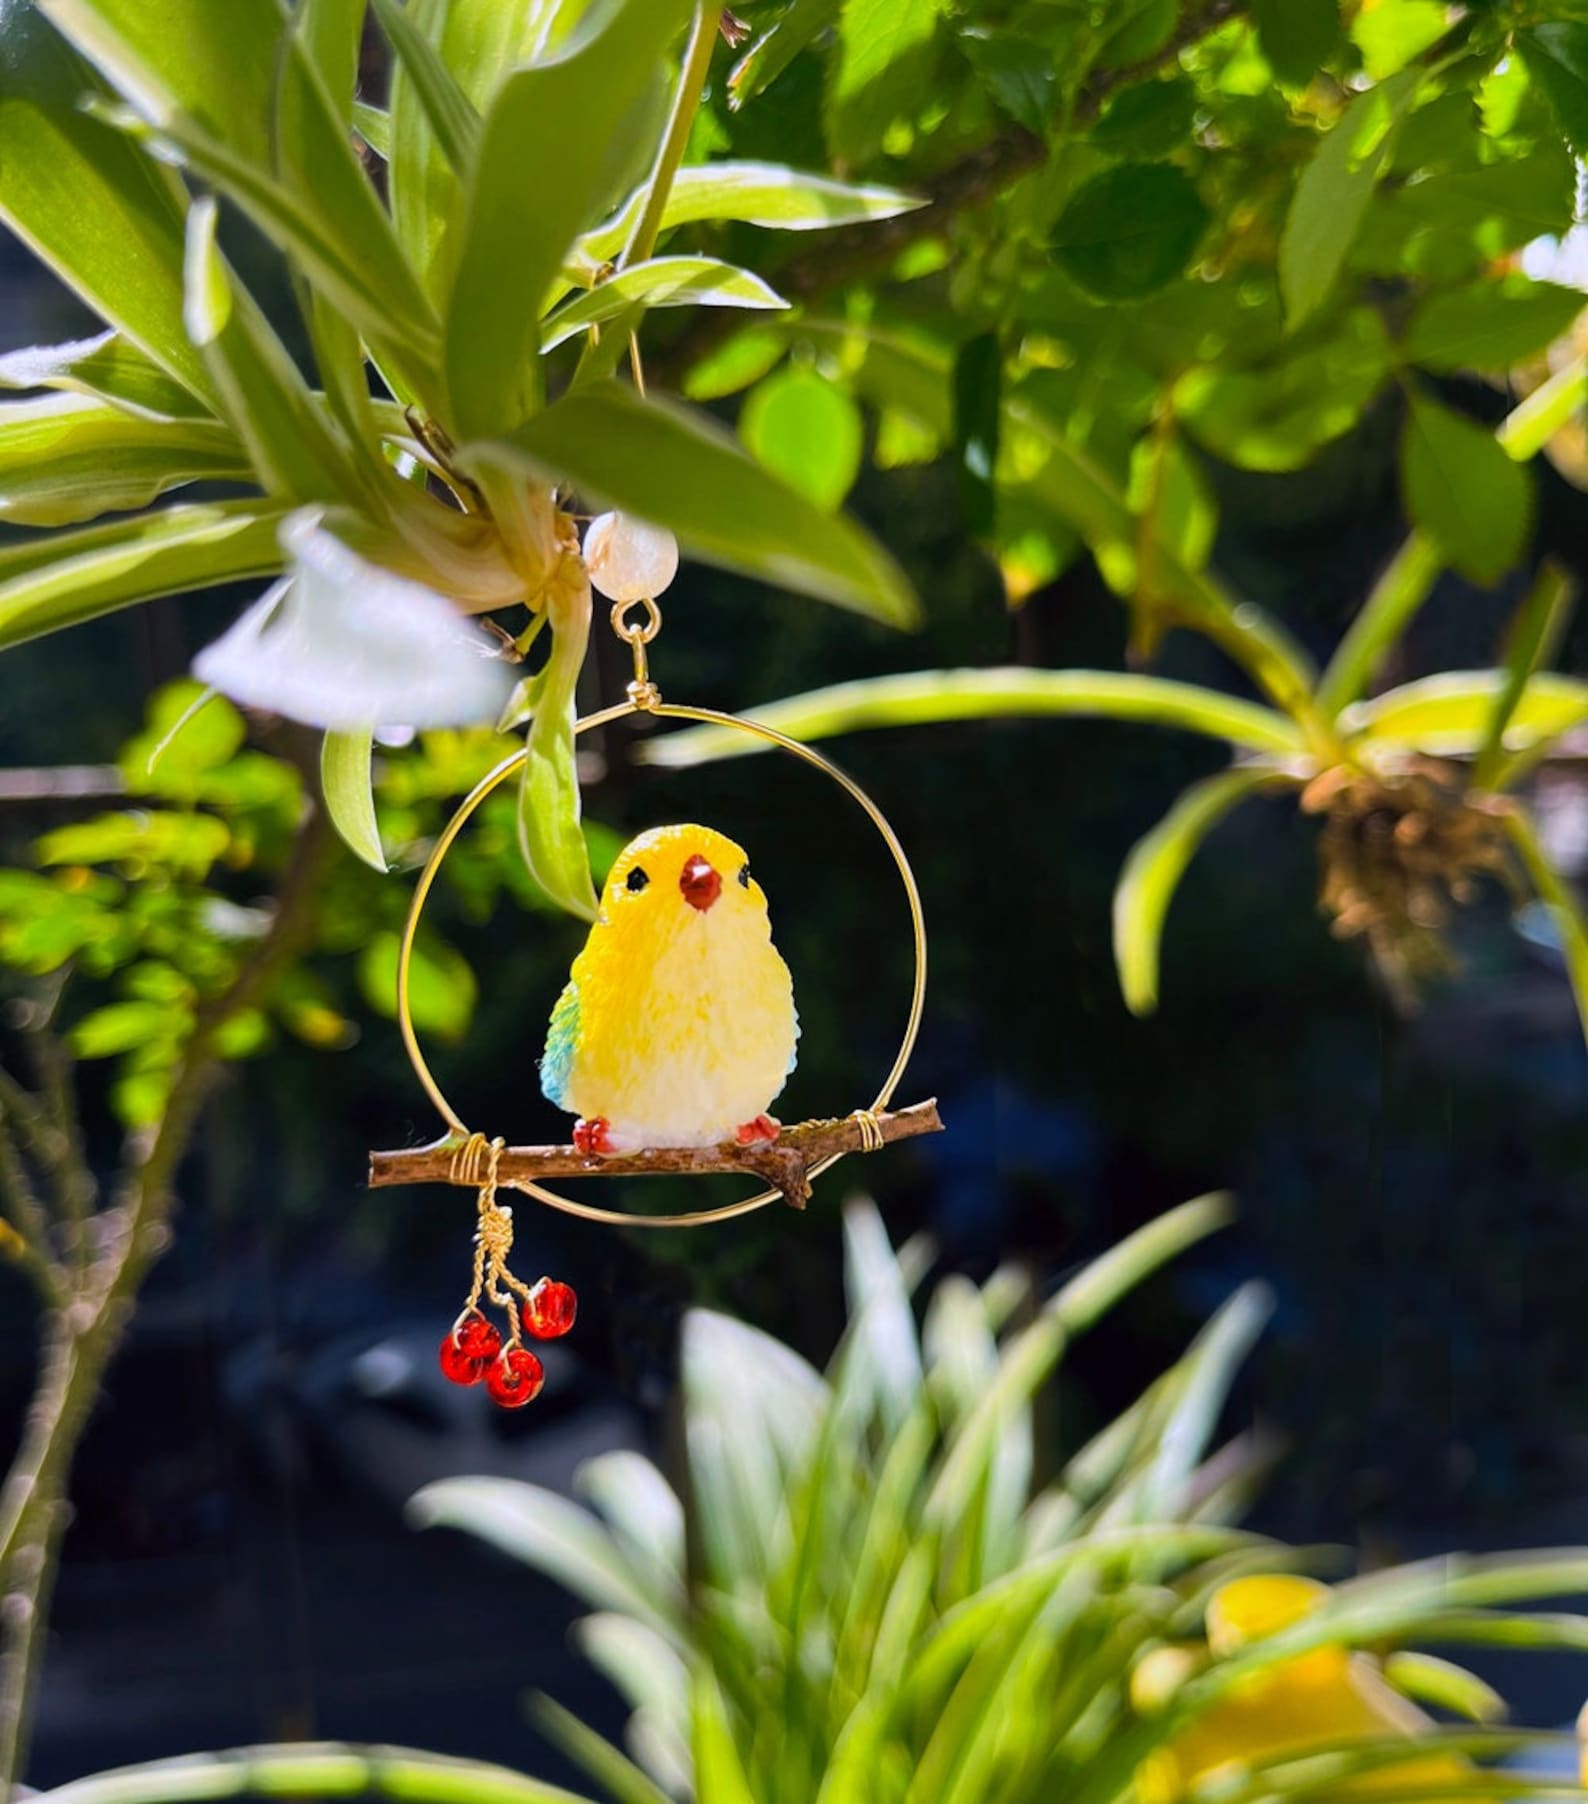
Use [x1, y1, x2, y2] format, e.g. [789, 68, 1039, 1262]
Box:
[517, 586, 599, 922]
[0, 499, 289, 652]
[739, 366, 864, 513]
[1400, 389, 1533, 587]
[541, 257, 787, 354]
[443, 0, 693, 439]
[638, 669, 1307, 767]
[491, 382, 917, 625]
[0, 331, 213, 422]
[1114, 767, 1277, 1016]
[827, 0, 946, 164]
[0, 393, 248, 526]
[321, 729, 387, 874]
[0, 5, 215, 407]
[1280, 69, 1420, 326]
[358, 929, 476, 1040]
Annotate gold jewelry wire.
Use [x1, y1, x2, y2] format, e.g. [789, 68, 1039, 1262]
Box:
[395, 700, 928, 1229]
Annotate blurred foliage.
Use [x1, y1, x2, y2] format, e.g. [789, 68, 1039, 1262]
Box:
[409, 1197, 1588, 1803]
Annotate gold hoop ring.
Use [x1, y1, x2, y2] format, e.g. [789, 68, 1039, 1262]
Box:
[396, 699, 927, 1229]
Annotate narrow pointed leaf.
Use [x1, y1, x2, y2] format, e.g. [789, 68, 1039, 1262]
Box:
[182, 197, 366, 505]
[369, 0, 480, 177]
[541, 258, 787, 352]
[1114, 766, 1277, 1016]
[0, 332, 213, 422]
[0, 395, 248, 526]
[493, 382, 917, 624]
[639, 669, 1307, 768]
[0, 6, 215, 407]
[321, 729, 386, 873]
[517, 586, 598, 921]
[1473, 561, 1577, 790]
[1341, 670, 1588, 757]
[0, 499, 289, 651]
[1504, 808, 1588, 1046]
[575, 160, 924, 271]
[443, 0, 693, 439]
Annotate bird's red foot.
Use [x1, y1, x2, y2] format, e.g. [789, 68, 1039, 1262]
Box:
[573, 1117, 614, 1155]
[735, 1114, 781, 1146]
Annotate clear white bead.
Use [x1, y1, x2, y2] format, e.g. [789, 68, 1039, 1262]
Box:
[583, 512, 679, 602]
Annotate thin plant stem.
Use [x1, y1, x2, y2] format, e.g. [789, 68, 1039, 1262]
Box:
[620, 4, 721, 273]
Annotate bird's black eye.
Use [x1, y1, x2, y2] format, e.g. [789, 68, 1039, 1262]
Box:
[625, 865, 650, 892]
[737, 862, 752, 889]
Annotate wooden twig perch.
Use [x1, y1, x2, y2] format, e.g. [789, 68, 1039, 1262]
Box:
[368, 1099, 943, 1211]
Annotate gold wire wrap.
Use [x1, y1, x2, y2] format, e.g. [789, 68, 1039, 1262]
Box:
[395, 700, 928, 1230]
[849, 1109, 885, 1153]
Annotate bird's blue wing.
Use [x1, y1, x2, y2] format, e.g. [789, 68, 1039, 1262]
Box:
[787, 998, 801, 1076]
[540, 979, 580, 1109]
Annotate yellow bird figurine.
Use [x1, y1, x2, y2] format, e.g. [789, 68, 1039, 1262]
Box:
[541, 824, 799, 1154]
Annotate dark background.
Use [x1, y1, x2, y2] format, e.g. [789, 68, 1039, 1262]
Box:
[6, 156, 1588, 1794]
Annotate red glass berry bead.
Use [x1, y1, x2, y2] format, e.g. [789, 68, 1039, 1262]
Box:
[524, 1279, 577, 1339]
[454, 1313, 502, 1361]
[486, 1346, 545, 1409]
[438, 1330, 487, 1386]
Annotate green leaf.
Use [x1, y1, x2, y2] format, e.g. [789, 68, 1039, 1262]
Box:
[1507, 810, 1588, 1036]
[577, 162, 925, 275]
[1518, 24, 1588, 155]
[40, 809, 229, 876]
[0, 394, 248, 526]
[541, 258, 787, 354]
[1473, 560, 1577, 791]
[321, 730, 387, 874]
[1178, 308, 1390, 473]
[492, 381, 917, 625]
[0, 331, 214, 422]
[682, 328, 787, 402]
[953, 334, 1001, 538]
[352, 101, 392, 158]
[296, 0, 367, 120]
[739, 366, 864, 514]
[443, 0, 692, 440]
[1280, 68, 1420, 327]
[1251, 0, 1339, 86]
[14, 1744, 600, 1804]
[518, 591, 599, 922]
[729, 0, 841, 108]
[409, 1477, 683, 1640]
[359, 929, 475, 1040]
[1050, 164, 1210, 304]
[957, 30, 1053, 134]
[0, 499, 289, 652]
[182, 196, 366, 506]
[1403, 279, 1586, 373]
[827, 0, 945, 164]
[0, 6, 215, 408]
[1400, 389, 1533, 588]
[1341, 670, 1588, 758]
[69, 999, 182, 1058]
[1091, 77, 1196, 158]
[45, 0, 443, 399]
[1127, 432, 1217, 577]
[1350, 0, 1447, 80]
[1382, 1652, 1506, 1725]
[368, 0, 481, 179]
[1113, 767, 1277, 1016]
[637, 669, 1307, 768]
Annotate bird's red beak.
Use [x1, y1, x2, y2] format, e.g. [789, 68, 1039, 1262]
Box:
[680, 853, 721, 912]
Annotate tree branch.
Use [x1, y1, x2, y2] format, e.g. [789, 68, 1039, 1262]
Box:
[369, 1099, 945, 1212]
[0, 800, 340, 1793]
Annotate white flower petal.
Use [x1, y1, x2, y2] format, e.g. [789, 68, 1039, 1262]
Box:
[193, 511, 515, 730]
